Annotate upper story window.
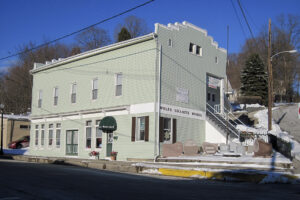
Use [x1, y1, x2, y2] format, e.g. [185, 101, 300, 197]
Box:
[53, 87, 58, 106]
[71, 83, 77, 103]
[196, 45, 202, 56]
[115, 73, 122, 96]
[189, 43, 202, 56]
[189, 43, 194, 53]
[92, 78, 98, 100]
[168, 39, 173, 47]
[215, 56, 218, 64]
[38, 90, 43, 108]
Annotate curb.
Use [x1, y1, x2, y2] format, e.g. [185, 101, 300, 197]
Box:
[135, 163, 300, 184]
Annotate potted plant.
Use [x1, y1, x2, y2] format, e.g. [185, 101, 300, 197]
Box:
[110, 151, 118, 161]
[89, 151, 99, 160]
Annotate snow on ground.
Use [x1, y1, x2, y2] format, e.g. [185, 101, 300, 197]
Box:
[163, 154, 291, 164]
[237, 106, 300, 160]
[242, 104, 265, 109]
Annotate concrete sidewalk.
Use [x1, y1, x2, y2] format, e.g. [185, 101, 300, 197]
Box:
[5, 154, 299, 184]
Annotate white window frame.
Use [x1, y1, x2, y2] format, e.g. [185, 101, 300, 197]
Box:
[48, 124, 54, 148]
[55, 123, 61, 148]
[135, 117, 146, 141]
[196, 45, 202, 56]
[53, 87, 58, 106]
[71, 83, 77, 104]
[163, 117, 173, 144]
[92, 78, 98, 100]
[95, 120, 102, 149]
[115, 73, 122, 96]
[85, 120, 92, 149]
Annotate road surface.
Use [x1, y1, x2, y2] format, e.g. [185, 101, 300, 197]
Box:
[0, 159, 299, 200]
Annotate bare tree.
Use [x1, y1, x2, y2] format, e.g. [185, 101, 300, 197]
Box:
[227, 14, 300, 102]
[114, 15, 150, 42]
[75, 27, 111, 52]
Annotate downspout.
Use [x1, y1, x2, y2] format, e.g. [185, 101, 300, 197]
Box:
[155, 44, 162, 161]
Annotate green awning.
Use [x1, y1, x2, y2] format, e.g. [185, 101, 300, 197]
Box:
[99, 116, 117, 133]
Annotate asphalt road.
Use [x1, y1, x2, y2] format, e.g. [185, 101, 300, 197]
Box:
[273, 104, 300, 142]
[0, 159, 299, 200]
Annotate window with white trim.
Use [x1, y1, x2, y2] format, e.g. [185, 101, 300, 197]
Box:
[215, 56, 218, 63]
[35, 125, 39, 146]
[48, 124, 53, 146]
[41, 124, 45, 147]
[95, 120, 102, 148]
[71, 83, 77, 103]
[38, 90, 43, 108]
[92, 78, 98, 100]
[56, 123, 61, 148]
[54, 87, 58, 106]
[85, 121, 92, 148]
[136, 117, 145, 141]
[115, 73, 122, 96]
[196, 45, 202, 56]
[163, 118, 172, 143]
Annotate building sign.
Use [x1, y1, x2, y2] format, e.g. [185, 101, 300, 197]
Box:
[176, 87, 189, 103]
[208, 76, 220, 89]
[160, 104, 205, 120]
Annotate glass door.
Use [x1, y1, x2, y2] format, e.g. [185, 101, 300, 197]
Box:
[66, 130, 78, 155]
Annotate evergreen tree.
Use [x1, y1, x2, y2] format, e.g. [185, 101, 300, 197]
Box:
[118, 27, 131, 42]
[240, 54, 268, 105]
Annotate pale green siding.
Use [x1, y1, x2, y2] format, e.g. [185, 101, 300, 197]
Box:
[31, 40, 157, 117]
[156, 22, 226, 145]
[29, 113, 156, 160]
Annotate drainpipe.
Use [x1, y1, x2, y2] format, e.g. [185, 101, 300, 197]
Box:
[155, 44, 162, 160]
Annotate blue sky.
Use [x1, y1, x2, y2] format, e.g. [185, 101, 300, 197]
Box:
[0, 0, 299, 70]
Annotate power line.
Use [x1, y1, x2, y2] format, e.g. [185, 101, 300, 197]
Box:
[0, 0, 155, 62]
[230, 0, 248, 40]
[236, 0, 255, 40]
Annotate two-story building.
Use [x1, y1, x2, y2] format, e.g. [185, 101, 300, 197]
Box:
[29, 21, 231, 161]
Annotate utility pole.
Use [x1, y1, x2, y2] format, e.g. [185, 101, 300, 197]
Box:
[226, 25, 229, 144]
[267, 19, 273, 131]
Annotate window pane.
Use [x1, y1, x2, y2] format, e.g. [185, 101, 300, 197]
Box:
[86, 121, 92, 126]
[35, 130, 39, 146]
[116, 74, 122, 85]
[39, 90, 43, 99]
[56, 129, 61, 147]
[54, 87, 58, 97]
[73, 131, 78, 145]
[93, 79, 98, 90]
[96, 127, 102, 148]
[189, 43, 193, 52]
[41, 131, 45, 146]
[116, 85, 122, 96]
[72, 83, 76, 93]
[56, 123, 61, 128]
[49, 130, 53, 145]
[66, 131, 72, 144]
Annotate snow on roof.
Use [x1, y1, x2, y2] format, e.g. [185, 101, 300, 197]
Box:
[3, 114, 30, 120]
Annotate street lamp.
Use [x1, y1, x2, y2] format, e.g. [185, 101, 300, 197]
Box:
[268, 48, 297, 131]
[270, 50, 297, 61]
[0, 104, 4, 155]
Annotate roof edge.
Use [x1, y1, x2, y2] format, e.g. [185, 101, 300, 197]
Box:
[31, 33, 156, 74]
